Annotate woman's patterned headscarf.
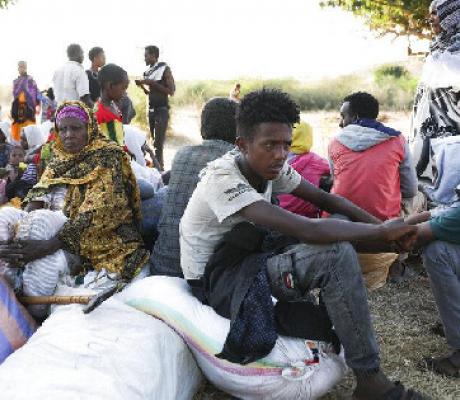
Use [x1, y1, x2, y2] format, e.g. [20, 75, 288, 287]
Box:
[430, 0, 460, 54]
[55, 104, 89, 125]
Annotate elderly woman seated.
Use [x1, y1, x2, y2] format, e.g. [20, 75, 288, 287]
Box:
[0, 101, 149, 319]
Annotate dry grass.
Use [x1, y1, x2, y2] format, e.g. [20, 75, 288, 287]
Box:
[194, 270, 460, 399]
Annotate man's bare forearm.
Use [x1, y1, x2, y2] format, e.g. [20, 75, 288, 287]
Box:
[141, 80, 173, 95]
[239, 201, 410, 246]
[292, 180, 381, 224]
[321, 193, 382, 224]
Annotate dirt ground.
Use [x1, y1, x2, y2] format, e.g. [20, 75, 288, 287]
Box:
[191, 271, 460, 400]
[164, 108, 459, 400]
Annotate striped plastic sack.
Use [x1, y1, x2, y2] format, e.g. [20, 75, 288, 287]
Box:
[0, 277, 36, 364]
[17, 210, 68, 319]
[120, 276, 347, 400]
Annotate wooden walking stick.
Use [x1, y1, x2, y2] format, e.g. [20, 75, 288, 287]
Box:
[19, 295, 94, 305]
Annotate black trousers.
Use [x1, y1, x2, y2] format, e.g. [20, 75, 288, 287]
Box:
[148, 107, 169, 169]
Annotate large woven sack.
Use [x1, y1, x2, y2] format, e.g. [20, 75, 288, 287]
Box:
[17, 210, 68, 318]
[120, 276, 347, 400]
[0, 298, 202, 400]
[358, 253, 398, 291]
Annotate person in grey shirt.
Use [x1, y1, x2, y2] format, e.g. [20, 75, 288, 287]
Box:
[150, 97, 237, 276]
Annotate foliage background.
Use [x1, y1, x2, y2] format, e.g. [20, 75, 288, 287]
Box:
[168, 63, 420, 112]
[320, 0, 433, 39]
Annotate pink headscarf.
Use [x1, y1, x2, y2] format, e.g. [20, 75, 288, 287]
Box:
[55, 104, 89, 125]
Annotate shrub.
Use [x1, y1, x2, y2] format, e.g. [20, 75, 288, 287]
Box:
[129, 63, 420, 122]
[374, 64, 410, 82]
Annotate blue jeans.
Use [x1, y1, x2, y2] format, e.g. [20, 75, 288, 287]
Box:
[266, 242, 380, 372]
[423, 241, 460, 350]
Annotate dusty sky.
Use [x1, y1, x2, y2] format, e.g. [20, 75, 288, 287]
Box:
[0, 0, 427, 88]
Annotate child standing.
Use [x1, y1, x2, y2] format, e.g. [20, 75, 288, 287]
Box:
[94, 64, 129, 147]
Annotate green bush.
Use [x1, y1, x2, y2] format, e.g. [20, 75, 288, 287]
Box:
[127, 81, 149, 132]
[129, 63, 419, 120]
[372, 64, 418, 111]
[374, 64, 410, 82]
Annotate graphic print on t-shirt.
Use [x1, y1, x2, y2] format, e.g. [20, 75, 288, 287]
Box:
[224, 183, 253, 201]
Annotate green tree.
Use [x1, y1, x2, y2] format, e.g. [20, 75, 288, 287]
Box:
[0, 0, 15, 8]
[320, 0, 433, 39]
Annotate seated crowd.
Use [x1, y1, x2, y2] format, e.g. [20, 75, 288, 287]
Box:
[1, 62, 460, 398]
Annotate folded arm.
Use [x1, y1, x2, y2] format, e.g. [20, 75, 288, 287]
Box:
[239, 200, 414, 245]
[291, 179, 382, 224]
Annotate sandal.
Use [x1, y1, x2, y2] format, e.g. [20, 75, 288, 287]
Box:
[424, 355, 460, 378]
[388, 261, 417, 284]
[430, 322, 445, 338]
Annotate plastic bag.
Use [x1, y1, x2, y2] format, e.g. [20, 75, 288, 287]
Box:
[0, 297, 202, 400]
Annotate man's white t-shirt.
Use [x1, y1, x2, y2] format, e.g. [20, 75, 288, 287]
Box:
[179, 150, 301, 280]
[52, 61, 90, 103]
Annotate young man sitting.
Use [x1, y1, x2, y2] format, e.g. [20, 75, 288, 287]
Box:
[329, 92, 420, 287]
[409, 196, 460, 378]
[329, 91, 418, 221]
[179, 89, 424, 400]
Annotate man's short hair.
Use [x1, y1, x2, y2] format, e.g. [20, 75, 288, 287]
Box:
[236, 88, 300, 139]
[343, 92, 379, 120]
[201, 97, 238, 143]
[88, 47, 104, 62]
[145, 45, 160, 58]
[67, 43, 83, 60]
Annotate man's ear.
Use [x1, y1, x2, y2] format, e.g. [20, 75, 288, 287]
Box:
[236, 136, 248, 155]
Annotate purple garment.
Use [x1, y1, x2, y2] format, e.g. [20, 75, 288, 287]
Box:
[13, 75, 39, 111]
[56, 105, 89, 124]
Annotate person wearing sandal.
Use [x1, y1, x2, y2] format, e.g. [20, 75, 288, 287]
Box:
[181, 89, 427, 400]
[408, 205, 460, 378]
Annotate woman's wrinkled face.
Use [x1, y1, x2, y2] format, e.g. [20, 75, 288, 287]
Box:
[57, 117, 88, 154]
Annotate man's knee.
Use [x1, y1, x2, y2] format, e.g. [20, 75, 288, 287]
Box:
[423, 241, 457, 276]
[295, 241, 359, 284]
[332, 241, 359, 270]
[423, 241, 443, 263]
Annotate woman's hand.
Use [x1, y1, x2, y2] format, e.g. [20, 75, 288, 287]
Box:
[24, 200, 45, 212]
[0, 237, 63, 266]
[0, 241, 26, 267]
